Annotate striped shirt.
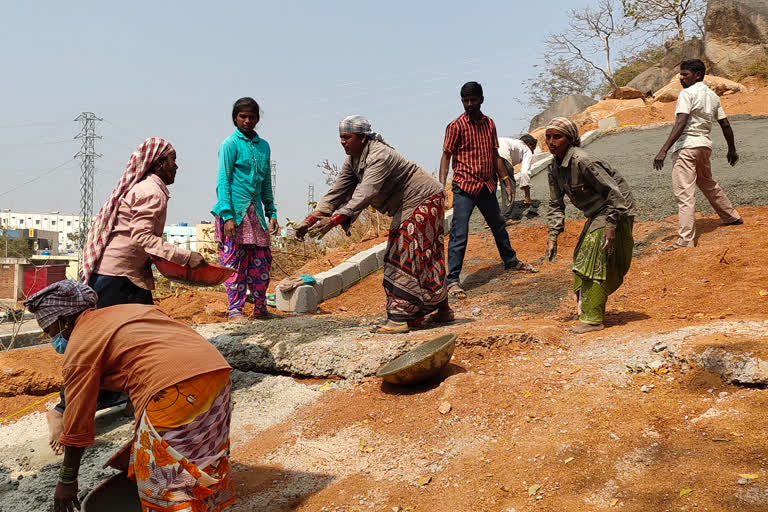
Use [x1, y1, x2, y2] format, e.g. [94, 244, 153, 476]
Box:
[443, 112, 499, 196]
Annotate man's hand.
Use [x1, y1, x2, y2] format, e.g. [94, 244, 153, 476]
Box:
[602, 227, 616, 256]
[546, 239, 558, 262]
[188, 252, 207, 269]
[294, 222, 310, 240]
[727, 149, 739, 166]
[653, 150, 667, 170]
[504, 181, 515, 206]
[223, 219, 236, 238]
[53, 481, 79, 512]
[522, 186, 532, 207]
[308, 217, 335, 240]
[269, 218, 280, 236]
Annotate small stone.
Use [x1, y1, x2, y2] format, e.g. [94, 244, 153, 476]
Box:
[738, 477, 750, 485]
[652, 342, 667, 353]
[438, 401, 452, 415]
[471, 308, 482, 317]
[640, 385, 650, 393]
[609, 432, 620, 440]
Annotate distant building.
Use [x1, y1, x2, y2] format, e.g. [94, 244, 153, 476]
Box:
[0, 210, 87, 253]
[164, 223, 197, 251]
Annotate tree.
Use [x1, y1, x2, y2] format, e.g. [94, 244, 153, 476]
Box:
[316, 159, 341, 187]
[0, 229, 32, 259]
[546, 0, 629, 91]
[524, 56, 604, 110]
[622, 0, 706, 42]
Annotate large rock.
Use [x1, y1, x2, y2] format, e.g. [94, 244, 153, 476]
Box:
[626, 39, 705, 96]
[705, 0, 768, 77]
[601, 87, 646, 100]
[529, 94, 598, 131]
[627, 65, 665, 96]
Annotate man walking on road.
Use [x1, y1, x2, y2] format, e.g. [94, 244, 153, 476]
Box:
[440, 81, 537, 299]
[498, 134, 538, 223]
[653, 58, 743, 251]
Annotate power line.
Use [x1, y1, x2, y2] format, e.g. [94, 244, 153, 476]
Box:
[0, 159, 77, 198]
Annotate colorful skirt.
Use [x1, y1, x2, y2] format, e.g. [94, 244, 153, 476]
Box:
[382, 193, 448, 322]
[572, 215, 634, 324]
[128, 370, 234, 512]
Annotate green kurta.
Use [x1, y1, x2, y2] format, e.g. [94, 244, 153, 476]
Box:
[547, 146, 636, 324]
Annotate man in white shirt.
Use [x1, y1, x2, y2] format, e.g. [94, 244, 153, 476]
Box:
[498, 134, 537, 223]
[653, 59, 742, 251]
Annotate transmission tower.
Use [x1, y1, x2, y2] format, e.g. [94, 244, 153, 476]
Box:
[307, 183, 315, 214]
[74, 112, 102, 250]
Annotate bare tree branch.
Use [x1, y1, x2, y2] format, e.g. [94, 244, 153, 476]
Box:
[621, 0, 706, 41]
[545, 0, 628, 91]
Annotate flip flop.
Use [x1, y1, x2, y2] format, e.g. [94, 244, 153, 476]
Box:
[448, 283, 467, 299]
[428, 310, 455, 323]
[370, 322, 410, 334]
[507, 262, 539, 273]
[661, 242, 687, 252]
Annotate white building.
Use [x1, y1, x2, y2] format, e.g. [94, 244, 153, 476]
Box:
[164, 224, 197, 251]
[0, 210, 87, 252]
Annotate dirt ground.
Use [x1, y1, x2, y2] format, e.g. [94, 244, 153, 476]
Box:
[2, 84, 768, 511]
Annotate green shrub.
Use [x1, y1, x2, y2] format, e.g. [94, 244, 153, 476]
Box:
[735, 56, 768, 81]
[613, 45, 666, 88]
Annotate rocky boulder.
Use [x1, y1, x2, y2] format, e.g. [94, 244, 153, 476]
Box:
[626, 65, 665, 96]
[705, 0, 768, 77]
[529, 94, 598, 131]
[602, 87, 646, 100]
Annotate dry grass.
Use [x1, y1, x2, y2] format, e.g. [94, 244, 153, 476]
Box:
[735, 55, 768, 81]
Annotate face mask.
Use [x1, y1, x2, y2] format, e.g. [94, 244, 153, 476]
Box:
[51, 319, 69, 354]
[51, 333, 68, 354]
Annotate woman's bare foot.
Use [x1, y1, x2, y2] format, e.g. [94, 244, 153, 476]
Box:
[46, 409, 64, 455]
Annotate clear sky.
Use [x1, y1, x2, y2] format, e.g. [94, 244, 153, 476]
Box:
[1, 1, 583, 224]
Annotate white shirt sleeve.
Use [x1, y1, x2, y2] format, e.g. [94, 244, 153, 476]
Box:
[519, 147, 533, 175]
[715, 98, 727, 121]
[675, 89, 693, 115]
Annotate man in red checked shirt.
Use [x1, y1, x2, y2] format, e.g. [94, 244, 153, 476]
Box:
[440, 81, 537, 299]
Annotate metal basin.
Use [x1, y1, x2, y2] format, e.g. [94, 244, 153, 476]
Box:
[376, 333, 458, 386]
[82, 472, 141, 512]
[153, 259, 235, 286]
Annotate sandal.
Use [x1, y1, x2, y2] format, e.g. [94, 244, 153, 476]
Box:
[661, 242, 688, 252]
[428, 309, 455, 323]
[370, 322, 410, 334]
[507, 261, 539, 273]
[228, 314, 249, 324]
[569, 322, 604, 334]
[448, 283, 467, 299]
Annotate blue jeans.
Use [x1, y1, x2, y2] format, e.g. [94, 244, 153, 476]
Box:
[447, 184, 520, 285]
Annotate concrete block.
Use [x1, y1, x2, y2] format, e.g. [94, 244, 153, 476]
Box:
[528, 154, 553, 179]
[581, 129, 601, 147]
[276, 285, 318, 313]
[347, 248, 380, 278]
[335, 261, 361, 291]
[597, 117, 618, 130]
[372, 242, 387, 267]
[313, 270, 343, 300]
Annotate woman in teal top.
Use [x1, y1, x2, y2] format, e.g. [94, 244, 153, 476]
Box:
[212, 97, 279, 322]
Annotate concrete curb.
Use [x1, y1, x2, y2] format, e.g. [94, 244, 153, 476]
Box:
[278, 207, 456, 313]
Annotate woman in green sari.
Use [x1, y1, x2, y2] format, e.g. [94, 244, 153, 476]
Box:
[544, 117, 635, 333]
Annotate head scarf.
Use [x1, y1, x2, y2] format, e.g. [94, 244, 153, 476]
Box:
[545, 117, 581, 147]
[23, 280, 98, 329]
[338, 115, 385, 143]
[80, 137, 175, 284]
